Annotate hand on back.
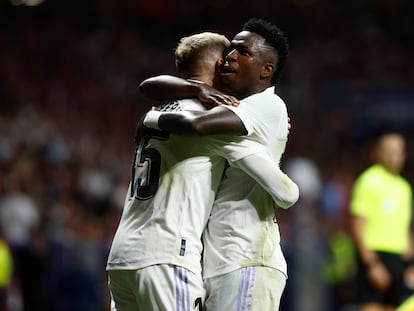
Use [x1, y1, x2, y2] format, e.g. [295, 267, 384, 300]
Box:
[194, 82, 239, 109]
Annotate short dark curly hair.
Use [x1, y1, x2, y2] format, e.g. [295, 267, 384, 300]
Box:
[243, 18, 289, 85]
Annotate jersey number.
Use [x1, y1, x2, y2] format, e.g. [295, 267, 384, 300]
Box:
[130, 137, 161, 200]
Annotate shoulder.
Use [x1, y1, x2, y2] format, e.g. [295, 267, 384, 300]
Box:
[243, 88, 287, 115]
[240, 88, 285, 109]
[354, 165, 380, 186]
[397, 175, 412, 193]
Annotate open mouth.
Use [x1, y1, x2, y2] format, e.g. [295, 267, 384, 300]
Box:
[220, 64, 235, 76]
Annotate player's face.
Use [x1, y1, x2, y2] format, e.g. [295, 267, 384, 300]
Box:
[376, 134, 406, 173]
[220, 31, 269, 99]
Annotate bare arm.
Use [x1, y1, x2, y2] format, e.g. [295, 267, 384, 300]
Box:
[139, 75, 199, 100]
[349, 215, 379, 266]
[144, 107, 247, 136]
[139, 75, 238, 108]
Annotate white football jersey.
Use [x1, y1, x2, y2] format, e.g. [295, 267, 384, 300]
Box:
[106, 99, 226, 275]
[202, 87, 295, 279]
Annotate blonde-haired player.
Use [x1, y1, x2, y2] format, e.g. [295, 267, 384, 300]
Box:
[107, 32, 231, 311]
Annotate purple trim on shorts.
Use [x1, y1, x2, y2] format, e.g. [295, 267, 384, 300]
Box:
[173, 266, 191, 311]
[236, 267, 256, 311]
[246, 267, 256, 311]
[174, 266, 180, 311]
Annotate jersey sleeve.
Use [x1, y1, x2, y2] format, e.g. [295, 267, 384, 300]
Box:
[349, 175, 374, 217]
[203, 135, 261, 163]
[221, 104, 255, 135]
[233, 152, 299, 208]
[221, 93, 288, 140]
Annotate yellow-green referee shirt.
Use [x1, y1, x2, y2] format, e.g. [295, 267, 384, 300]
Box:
[0, 239, 13, 288]
[350, 164, 413, 254]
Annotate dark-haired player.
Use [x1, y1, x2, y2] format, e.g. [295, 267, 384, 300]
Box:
[107, 25, 298, 311]
[141, 18, 295, 310]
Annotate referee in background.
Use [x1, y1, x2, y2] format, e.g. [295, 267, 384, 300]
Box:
[349, 129, 414, 311]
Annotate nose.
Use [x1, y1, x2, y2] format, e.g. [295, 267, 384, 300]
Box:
[225, 49, 237, 62]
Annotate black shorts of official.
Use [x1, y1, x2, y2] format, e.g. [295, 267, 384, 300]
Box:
[356, 251, 404, 307]
[0, 289, 6, 308]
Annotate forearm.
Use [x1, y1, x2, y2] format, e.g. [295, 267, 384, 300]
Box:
[402, 234, 414, 261]
[143, 110, 202, 136]
[143, 107, 246, 136]
[139, 75, 200, 101]
[234, 153, 299, 208]
[350, 215, 379, 266]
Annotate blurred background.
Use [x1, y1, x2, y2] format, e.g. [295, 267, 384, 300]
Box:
[0, 0, 413, 310]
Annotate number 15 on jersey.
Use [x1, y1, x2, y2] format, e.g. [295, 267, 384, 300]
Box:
[130, 136, 161, 200]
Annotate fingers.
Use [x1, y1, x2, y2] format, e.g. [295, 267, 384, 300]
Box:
[197, 83, 239, 107]
[287, 117, 291, 139]
[214, 95, 239, 106]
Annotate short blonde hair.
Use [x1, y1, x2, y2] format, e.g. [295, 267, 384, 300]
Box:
[175, 32, 229, 73]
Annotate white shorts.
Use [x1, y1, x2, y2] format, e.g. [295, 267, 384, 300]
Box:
[205, 266, 286, 311]
[108, 264, 205, 311]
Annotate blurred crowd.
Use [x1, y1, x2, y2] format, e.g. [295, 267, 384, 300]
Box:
[0, 1, 413, 310]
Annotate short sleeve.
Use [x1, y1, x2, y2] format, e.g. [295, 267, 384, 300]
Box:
[349, 175, 374, 217]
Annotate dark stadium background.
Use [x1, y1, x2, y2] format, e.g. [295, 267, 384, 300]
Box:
[0, 1, 413, 310]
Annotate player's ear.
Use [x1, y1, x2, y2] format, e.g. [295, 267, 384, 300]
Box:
[261, 62, 274, 79]
[216, 58, 224, 69]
